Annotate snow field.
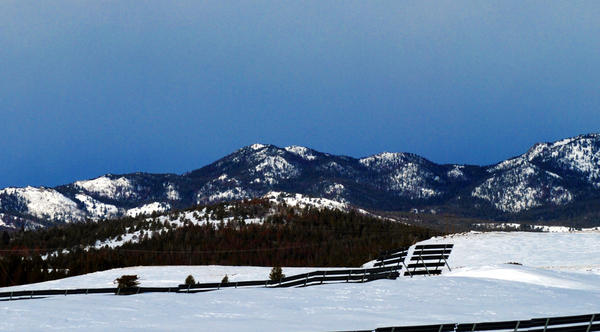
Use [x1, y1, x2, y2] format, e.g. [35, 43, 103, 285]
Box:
[420, 231, 600, 273]
[1, 266, 339, 291]
[2, 269, 600, 332]
[2, 231, 600, 331]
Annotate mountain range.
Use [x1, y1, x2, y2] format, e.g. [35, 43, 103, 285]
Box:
[2, 133, 600, 230]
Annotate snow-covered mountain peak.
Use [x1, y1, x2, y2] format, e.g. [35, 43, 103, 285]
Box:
[0, 186, 86, 222]
[489, 156, 527, 173]
[473, 161, 573, 213]
[2, 134, 600, 230]
[549, 133, 599, 148]
[284, 145, 317, 160]
[358, 152, 443, 199]
[504, 133, 600, 187]
[74, 176, 138, 200]
[359, 152, 406, 167]
[249, 143, 267, 151]
[252, 154, 299, 182]
[225, 145, 302, 184]
[491, 133, 600, 172]
[470, 135, 600, 213]
[525, 143, 550, 161]
[359, 152, 429, 171]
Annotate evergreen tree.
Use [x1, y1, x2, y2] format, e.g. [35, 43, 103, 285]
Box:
[115, 275, 139, 289]
[185, 275, 195, 285]
[269, 266, 284, 281]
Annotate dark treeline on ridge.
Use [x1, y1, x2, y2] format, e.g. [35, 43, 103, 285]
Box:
[0, 200, 439, 287]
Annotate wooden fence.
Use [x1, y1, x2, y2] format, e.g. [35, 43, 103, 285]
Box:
[0, 265, 401, 300]
[372, 244, 453, 277]
[0, 243, 453, 300]
[355, 312, 600, 332]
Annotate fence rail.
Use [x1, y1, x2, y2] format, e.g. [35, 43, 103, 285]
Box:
[0, 243, 453, 301]
[0, 265, 402, 300]
[0, 286, 184, 300]
[404, 244, 453, 277]
[181, 265, 402, 291]
[368, 312, 600, 332]
[374, 247, 409, 268]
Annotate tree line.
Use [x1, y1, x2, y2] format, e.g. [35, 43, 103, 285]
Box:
[0, 200, 439, 287]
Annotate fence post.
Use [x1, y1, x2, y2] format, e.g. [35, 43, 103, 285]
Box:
[442, 244, 451, 272]
[587, 314, 596, 332]
[304, 274, 308, 287]
[403, 261, 412, 277]
[86, 288, 89, 295]
[30, 290, 33, 299]
[187, 284, 191, 293]
[362, 269, 366, 283]
[543, 318, 549, 332]
[321, 271, 325, 284]
[117, 288, 121, 296]
[9, 291, 12, 301]
[437, 244, 445, 274]
[65, 289, 68, 296]
[471, 323, 477, 332]
[514, 320, 520, 332]
[419, 253, 431, 276]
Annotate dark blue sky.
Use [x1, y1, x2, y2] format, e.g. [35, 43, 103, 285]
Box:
[1, 1, 599, 188]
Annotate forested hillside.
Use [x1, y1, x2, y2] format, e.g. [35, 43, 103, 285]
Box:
[0, 199, 438, 287]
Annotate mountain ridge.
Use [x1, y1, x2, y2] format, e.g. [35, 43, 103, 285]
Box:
[1, 133, 600, 229]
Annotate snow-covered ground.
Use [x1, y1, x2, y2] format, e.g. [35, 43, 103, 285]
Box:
[1, 266, 339, 290]
[2, 231, 600, 331]
[473, 222, 600, 233]
[419, 231, 600, 273]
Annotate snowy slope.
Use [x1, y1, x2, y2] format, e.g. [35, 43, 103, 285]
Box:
[86, 192, 374, 250]
[74, 176, 139, 200]
[0, 187, 86, 222]
[263, 191, 350, 211]
[418, 231, 600, 273]
[359, 152, 444, 199]
[472, 134, 600, 212]
[472, 161, 573, 212]
[125, 202, 170, 217]
[530, 134, 600, 188]
[2, 273, 600, 332]
[75, 194, 120, 219]
[2, 232, 600, 331]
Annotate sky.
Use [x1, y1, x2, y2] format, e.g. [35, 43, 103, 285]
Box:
[1, 1, 599, 188]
